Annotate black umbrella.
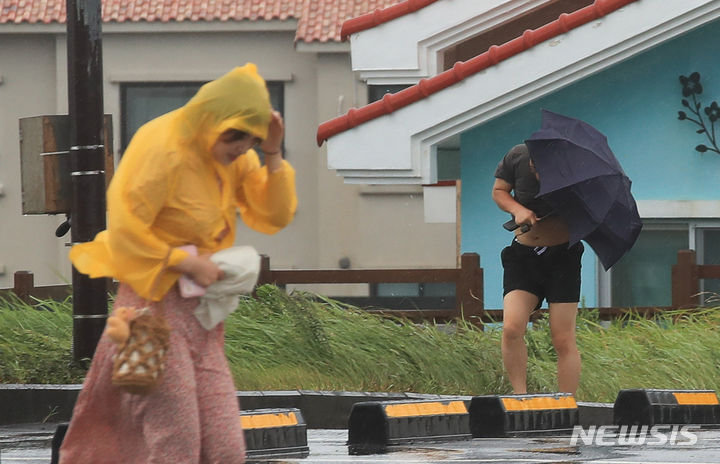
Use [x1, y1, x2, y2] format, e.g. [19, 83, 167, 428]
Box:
[525, 109, 642, 270]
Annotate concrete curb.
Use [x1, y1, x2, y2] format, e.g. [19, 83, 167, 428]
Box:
[0, 385, 81, 425]
[0, 385, 613, 429]
[577, 401, 614, 427]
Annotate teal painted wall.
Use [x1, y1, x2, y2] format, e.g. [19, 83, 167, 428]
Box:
[460, 19, 720, 310]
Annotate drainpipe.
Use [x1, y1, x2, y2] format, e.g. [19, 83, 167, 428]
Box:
[66, 0, 108, 361]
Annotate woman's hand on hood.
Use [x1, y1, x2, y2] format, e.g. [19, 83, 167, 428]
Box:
[260, 111, 284, 156]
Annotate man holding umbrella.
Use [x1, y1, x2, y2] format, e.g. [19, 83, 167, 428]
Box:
[492, 110, 642, 396]
[492, 142, 584, 395]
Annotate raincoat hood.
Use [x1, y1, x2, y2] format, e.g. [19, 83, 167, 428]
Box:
[176, 63, 272, 154]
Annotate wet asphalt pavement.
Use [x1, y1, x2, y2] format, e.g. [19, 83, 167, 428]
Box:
[4, 424, 720, 464]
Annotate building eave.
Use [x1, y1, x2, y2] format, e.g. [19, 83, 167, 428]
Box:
[348, 0, 551, 85]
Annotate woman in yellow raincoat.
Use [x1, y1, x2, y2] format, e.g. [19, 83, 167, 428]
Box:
[59, 64, 297, 463]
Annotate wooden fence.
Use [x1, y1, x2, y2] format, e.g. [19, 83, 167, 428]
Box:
[256, 253, 485, 324]
[3, 271, 73, 303]
[2, 250, 720, 325]
[672, 249, 720, 307]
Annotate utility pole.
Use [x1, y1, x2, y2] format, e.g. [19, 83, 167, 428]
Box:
[66, 0, 108, 361]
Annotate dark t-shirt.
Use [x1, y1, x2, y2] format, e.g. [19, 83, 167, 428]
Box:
[494, 143, 554, 217]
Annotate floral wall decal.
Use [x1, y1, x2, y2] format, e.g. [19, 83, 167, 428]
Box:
[677, 72, 720, 155]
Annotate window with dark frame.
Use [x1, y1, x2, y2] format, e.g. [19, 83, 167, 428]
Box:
[367, 84, 412, 103]
[699, 229, 720, 298]
[120, 81, 284, 156]
[606, 224, 720, 307]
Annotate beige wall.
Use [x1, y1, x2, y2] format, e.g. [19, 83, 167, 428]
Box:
[311, 53, 456, 296]
[0, 35, 67, 287]
[314, 53, 455, 269]
[0, 25, 455, 293]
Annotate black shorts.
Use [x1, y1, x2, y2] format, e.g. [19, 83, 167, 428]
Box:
[501, 239, 584, 307]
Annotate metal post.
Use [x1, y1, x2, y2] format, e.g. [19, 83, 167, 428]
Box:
[66, 0, 108, 360]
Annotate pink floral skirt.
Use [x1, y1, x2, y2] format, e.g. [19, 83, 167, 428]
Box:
[59, 283, 246, 463]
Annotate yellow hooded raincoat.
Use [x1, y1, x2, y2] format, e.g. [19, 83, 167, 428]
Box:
[69, 64, 297, 301]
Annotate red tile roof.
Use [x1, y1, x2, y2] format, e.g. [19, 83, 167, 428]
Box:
[296, 0, 406, 43]
[0, 0, 404, 43]
[317, 0, 639, 145]
[340, 0, 439, 40]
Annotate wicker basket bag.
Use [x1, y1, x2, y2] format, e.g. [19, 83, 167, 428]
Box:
[111, 306, 170, 395]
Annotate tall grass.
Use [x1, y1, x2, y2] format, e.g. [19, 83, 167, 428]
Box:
[2, 286, 720, 402]
[224, 286, 506, 395]
[0, 294, 88, 383]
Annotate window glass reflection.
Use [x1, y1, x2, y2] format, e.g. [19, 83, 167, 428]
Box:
[611, 229, 688, 307]
[701, 229, 720, 298]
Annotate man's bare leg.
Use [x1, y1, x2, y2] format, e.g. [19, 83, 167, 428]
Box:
[501, 290, 539, 394]
[549, 302, 581, 395]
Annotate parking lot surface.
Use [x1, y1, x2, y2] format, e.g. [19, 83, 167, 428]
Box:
[3, 425, 720, 463]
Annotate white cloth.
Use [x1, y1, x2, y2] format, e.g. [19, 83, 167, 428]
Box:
[194, 246, 261, 330]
